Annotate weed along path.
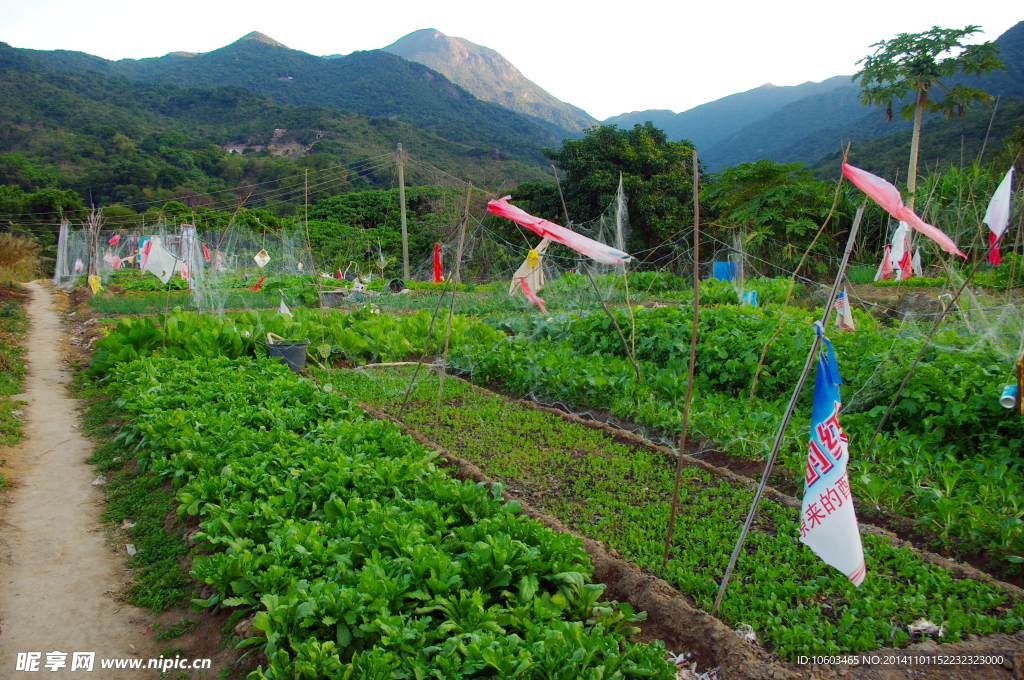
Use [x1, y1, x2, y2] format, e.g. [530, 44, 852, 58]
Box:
[0, 281, 165, 677]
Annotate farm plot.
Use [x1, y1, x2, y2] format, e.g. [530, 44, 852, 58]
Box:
[102, 355, 675, 679]
[449, 303, 1024, 575]
[331, 365, 1024, 659]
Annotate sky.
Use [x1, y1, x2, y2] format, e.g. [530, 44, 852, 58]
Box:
[0, 0, 1017, 121]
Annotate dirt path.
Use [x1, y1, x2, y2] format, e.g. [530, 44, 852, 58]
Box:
[0, 282, 166, 677]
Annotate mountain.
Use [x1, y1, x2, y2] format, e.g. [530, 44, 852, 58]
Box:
[0, 42, 551, 209]
[707, 21, 1024, 170]
[603, 76, 853, 149]
[14, 33, 561, 165]
[381, 29, 597, 135]
[958, 21, 1024, 98]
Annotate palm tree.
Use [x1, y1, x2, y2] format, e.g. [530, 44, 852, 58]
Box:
[854, 26, 1003, 211]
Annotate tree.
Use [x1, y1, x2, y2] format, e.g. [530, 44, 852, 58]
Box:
[704, 160, 849, 271]
[854, 26, 1004, 210]
[513, 123, 700, 253]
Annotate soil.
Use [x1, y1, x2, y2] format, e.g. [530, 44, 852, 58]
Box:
[0, 282, 234, 677]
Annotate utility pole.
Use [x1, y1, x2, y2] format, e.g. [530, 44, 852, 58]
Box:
[397, 143, 409, 279]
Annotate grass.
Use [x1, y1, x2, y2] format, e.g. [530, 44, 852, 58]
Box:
[0, 234, 40, 286]
[0, 294, 29, 452]
[330, 365, 1024, 659]
[72, 371, 194, 611]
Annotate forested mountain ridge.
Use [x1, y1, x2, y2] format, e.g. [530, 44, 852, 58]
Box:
[382, 29, 597, 134]
[13, 32, 560, 165]
[0, 42, 550, 214]
[603, 76, 854, 150]
[612, 21, 1024, 169]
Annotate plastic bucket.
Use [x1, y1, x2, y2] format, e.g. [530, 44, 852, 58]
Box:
[266, 340, 309, 373]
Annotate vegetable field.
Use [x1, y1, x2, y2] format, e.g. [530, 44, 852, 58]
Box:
[74, 265, 1024, 677]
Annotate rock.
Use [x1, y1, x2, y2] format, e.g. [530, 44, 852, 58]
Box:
[235, 616, 263, 639]
[895, 292, 943, 322]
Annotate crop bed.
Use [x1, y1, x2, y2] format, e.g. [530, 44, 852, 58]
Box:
[331, 365, 1024, 659]
[450, 303, 1024, 576]
[103, 356, 675, 679]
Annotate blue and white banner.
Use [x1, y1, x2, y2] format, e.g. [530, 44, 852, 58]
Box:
[800, 324, 865, 586]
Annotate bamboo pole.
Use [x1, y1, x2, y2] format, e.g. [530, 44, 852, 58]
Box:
[747, 150, 848, 406]
[711, 202, 867, 618]
[661, 148, 701, 569]
[398, 144, 410, 279]
[862, 205, 1024, 460]
[585, 270, 642, 380]
[433, 183, 473, 438]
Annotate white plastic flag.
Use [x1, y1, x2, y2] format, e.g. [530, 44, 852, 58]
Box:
[911, 248, 923, 278]
[833, 287, 855, 332]
[254, 249, 271, 268]
[800, 324, 865, 586]
[142, 237, 179, 285]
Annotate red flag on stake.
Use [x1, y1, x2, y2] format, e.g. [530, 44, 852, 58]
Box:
[108, 234, 120, 245]
[250, 277, 264, 292]
[842, 160, 964, 257]
[433, 243, 442, 283]
[487, 196, 631, 265]
[202, 243, 211, 263]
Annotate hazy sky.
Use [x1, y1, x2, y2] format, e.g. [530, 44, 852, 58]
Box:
[1, 0, 1017, 120]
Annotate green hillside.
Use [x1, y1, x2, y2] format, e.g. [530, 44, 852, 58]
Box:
[15, 32, 560, 165]
[0, 42, 550, 214]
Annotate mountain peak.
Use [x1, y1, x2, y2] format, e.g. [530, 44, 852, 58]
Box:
[236, 32, 288, 49]
[382, 29, 596, 132]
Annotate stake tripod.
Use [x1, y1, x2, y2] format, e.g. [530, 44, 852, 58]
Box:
[710, 200, 866, 618]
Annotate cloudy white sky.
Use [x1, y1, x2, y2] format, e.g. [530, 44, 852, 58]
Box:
[0, 0, 1017, 120]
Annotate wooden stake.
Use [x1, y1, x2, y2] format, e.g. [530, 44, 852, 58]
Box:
[398, 144, 410, 280]
[662, 148, 701, 569]
[585, 269, 641, 380]
[711, 202, 867, 619]
[552, 165, 570, 226]
[434, 183, 472, 438]
[747, 147, 848, 407]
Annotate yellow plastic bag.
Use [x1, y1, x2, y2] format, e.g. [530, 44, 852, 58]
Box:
[527, 249, 539, 268]
[88, 274, 102, 294]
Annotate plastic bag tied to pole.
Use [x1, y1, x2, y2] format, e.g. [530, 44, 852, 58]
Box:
[800, 321, 865, 586]
[433, 242, 442, 283]
[842, 161, 965, 258]
[517, 277, 548, 313]
[984, 168, 1015, 265]
[487, 196, 631, 265]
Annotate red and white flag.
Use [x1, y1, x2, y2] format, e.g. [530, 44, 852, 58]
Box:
[983, 168, 1015, 265]
[874, 244, 893, 281]
[834, 287, 855, 332]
